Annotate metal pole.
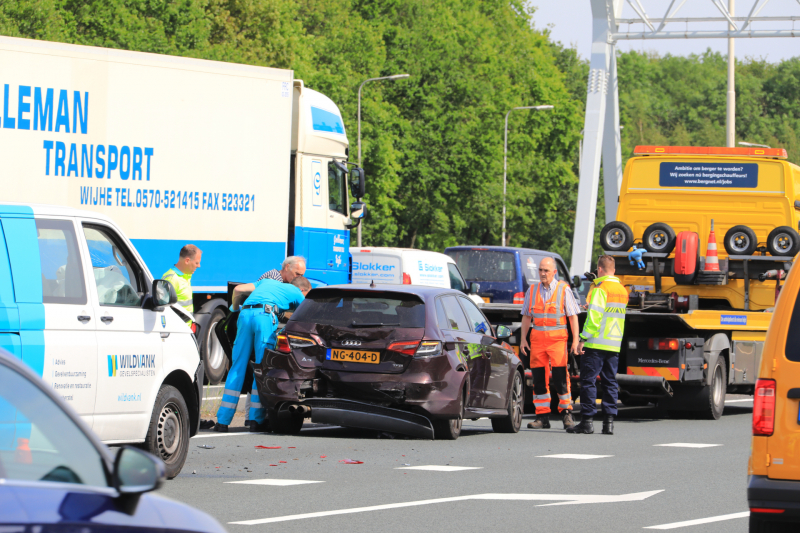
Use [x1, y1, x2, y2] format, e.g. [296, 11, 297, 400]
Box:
[356, 74, 410, 247]
[502, 105, 554, 247]
[727, 0, 736, 147]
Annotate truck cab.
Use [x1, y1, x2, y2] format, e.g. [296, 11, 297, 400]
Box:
[0, 203, 201, 478]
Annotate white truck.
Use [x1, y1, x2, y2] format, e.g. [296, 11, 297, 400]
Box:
[0, 35, 366, 384]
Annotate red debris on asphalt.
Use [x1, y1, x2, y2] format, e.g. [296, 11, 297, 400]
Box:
[255, 446, 281, 449]
[338, 459, 364, 464]
[288, 447, 296, 449]
[320, 455, 327, 458]
[279, 461, 287, 463]
[269, 464, 278, 466]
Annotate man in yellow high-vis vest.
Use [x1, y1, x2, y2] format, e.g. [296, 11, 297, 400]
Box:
[162, 244, 202, 314]
[568, 255, 628, 435]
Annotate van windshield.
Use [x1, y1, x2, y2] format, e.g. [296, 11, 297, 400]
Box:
[447, 250, 517, 282]
[291, 290, 426, 328]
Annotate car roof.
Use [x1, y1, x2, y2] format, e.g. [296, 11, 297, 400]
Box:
[314, 284, 464, 298]
[350, 247, 456, 261]
[0, 202, 116, 224]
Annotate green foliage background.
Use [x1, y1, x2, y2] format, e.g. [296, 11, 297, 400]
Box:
[2, 1, 799, 269]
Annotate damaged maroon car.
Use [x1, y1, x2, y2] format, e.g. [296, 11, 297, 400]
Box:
[253, 284, 524, 440]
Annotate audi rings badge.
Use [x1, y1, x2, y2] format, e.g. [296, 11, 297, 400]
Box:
[341, 340, 362, 347]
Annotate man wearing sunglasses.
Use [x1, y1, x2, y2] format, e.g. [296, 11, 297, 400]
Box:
[520, 257, 581, 430]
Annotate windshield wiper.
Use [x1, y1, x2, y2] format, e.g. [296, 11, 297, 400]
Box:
[350, 321, 400, 327]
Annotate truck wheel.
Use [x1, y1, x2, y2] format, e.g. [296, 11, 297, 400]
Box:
[492, 371, 523, 433]
[702, 357, 727, 420]
[143, 385, 190, 479]
[724, 225, 758, 256]
[270, 407, 304, 435]
[202, 308, 228, 384]
[435, 385, 465, 440]
[600, 221, 634, 252]
[642, 223, 676, 254]
[767, 226, 800, 257]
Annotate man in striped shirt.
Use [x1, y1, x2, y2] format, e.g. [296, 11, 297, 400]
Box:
[520, 257, 581, 430]
[258, 256, 307, 284]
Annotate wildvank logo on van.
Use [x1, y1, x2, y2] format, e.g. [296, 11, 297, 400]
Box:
[107, 354, 157, 378]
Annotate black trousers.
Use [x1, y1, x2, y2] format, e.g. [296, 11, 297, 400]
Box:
[579, 347, 619, 417]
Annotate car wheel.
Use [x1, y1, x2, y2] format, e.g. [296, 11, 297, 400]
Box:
[767, 226, 800, 257]
[202, 308, 228, 384]
[143, 385, 190, 479]
[642, 223, 676, 254]
[600, 221, 634, 252]
[492, 371, 523, 433]
[724, 225, 758, 256]
[701, 357, 727, 420]
[270, 407, 303, 435]
[434, 385, 465, 440]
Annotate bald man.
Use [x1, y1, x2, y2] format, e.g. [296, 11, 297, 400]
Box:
[520, 257, 581, 430]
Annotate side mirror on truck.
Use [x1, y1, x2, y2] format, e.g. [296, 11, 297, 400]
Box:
[350, 201, 367, 220]
[469, 282, 480, 294]
[151, 279, 177, 311]
[349, 167, 365, 199]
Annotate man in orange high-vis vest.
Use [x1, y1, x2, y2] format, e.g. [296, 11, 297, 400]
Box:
[520, 257, 581, 430]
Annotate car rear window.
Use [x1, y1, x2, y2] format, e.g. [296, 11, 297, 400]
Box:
[290, 290, 426, 328]
[785, 289, 800, 362]
[447, 250, 517, 282]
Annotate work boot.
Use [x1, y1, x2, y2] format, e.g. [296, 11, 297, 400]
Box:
[250, 419, 270, 433]
[527, 415, 551, 429]
[566, 416, 594, 434]
[602, 415, 614, 435]
[213, 423, 228, 433]
[562, 411, 575, 430]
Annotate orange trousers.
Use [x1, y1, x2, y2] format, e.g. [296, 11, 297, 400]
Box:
[529, 335, 572, 414]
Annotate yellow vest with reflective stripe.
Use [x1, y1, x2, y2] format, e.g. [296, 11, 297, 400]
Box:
[162, 267, 193, 313]
[580, 275, 628, 352]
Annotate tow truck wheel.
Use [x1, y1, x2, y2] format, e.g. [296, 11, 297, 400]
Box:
[767, 226, 800, 257]
[600, 221, 634, 252]
[202, 308, 228, 384]
[642, 223, 676, 254]
[703, 357, 727, 420]
[143, 385, 190, 479]
[724, 225, 758, 256]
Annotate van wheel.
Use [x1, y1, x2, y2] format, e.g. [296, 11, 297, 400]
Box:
[643, 223, 676, 254]
[143, 385, 190, 479]
[492, 371, 524, 433]
[202, 308, 228, 384]
[724, 225, 758, 256]
[767, 226, 800, 257]
[701, 357, 727, 420]
[600, 222, 634, 252]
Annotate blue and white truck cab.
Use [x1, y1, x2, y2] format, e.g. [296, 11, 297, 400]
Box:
[0, 203, 201, 478]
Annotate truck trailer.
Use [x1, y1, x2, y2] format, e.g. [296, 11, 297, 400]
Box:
[0, 36, 365, 383]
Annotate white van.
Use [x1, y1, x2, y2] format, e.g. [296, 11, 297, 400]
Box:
[0, 203, 202, 479]
[350, 247, 483, 304]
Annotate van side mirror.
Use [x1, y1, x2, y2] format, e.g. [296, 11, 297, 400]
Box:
[572, 275, 581, 288]
[350, 201, 367, 220]
[152, 279, 177, 310]
[349, 167, 365, 198]
[469, 282, 480, 294]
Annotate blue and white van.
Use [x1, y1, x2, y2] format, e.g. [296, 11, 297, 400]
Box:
[0, 203, 201, 478]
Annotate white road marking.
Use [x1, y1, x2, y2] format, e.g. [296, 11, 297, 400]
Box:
[725, 399, 753, 403]
[225, 479, 324, 486]
[230, 490, 663, 525]
[396, 465, 482, 472]
[192, 432, 263, 439]
[644, 511, 749, 529]
[537, 454, 613, 460]
[653, 443, 722, 448]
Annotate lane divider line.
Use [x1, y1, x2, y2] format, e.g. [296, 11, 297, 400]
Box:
[644, 511, 749, 529]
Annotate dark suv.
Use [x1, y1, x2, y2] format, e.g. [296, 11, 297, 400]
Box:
[444, 246, 574, 304]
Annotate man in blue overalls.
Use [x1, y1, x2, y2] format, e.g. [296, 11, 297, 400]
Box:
[214, 276, 311, 432]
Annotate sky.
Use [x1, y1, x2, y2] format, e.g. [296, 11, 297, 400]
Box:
[530, 0, 800, 63]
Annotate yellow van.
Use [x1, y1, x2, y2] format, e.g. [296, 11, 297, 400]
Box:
[601, 145, 800, 311]
[747, 252, 800, 530]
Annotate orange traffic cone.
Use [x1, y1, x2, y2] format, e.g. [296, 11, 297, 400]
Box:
[704, 219, 720, 272]
[15, 438, 32, 464]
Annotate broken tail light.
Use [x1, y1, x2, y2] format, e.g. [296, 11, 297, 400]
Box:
[387, 341, 419, 356]
[753, 378, 776, 436]
[288, 335, 319, 349]
[276, 334, 291, 353]
[415, 341, 442, 357]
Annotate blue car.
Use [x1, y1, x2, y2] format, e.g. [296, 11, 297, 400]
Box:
[444, 246, 575, 304]
[0, 348, 224, 532]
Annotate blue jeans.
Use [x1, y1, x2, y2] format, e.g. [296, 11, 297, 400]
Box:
[579, 347, 619, 417]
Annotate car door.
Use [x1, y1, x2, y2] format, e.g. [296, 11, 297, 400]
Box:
[458, 296, 509, 409]
[435, 294, 487, 409]
[81, 222, 163, 441]
[35, 218, 98, 427]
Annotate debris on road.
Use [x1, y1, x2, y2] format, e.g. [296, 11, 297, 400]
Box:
[197, 445, 215, 449]
[339, 459, 364, 464]
[255, 446, 281, 449]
